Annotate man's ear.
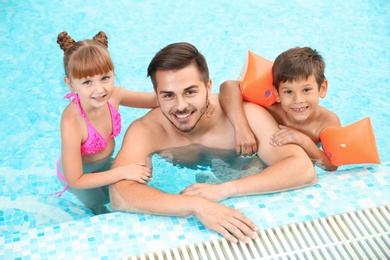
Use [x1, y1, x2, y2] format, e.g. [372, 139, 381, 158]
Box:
[206, 78, 212, 96]
[64, 77, 75, 92]
[319, 79, 328, 98]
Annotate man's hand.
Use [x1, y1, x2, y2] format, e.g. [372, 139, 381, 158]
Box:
[193, 197, 258, 244]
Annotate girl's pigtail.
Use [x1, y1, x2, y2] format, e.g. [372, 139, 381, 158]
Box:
[57, 32, 75, 52]
[93, 31, 108, 48]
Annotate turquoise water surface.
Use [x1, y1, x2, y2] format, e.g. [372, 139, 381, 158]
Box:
[1, 1, 389, 258]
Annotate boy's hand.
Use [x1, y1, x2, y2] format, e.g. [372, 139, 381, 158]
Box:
[235, 126, 257, 157]
[270, 125, 307, 147]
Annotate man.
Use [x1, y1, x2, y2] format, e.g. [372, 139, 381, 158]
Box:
[110, 42, 316, 244]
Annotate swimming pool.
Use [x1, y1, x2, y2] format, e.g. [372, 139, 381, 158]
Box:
[1, 0, 389, 258]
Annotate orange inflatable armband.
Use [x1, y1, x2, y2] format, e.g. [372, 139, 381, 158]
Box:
[239, 50, 276, 107]
[320, 117, 380, 166]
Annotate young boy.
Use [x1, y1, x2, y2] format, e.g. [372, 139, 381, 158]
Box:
[219, 47, 340, 171]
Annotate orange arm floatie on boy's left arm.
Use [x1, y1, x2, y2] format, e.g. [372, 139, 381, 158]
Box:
[320, 117, 381, 166]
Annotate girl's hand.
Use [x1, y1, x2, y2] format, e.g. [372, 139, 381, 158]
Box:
[181, 183, 228, 202]
[120, 163, 152, 184]
[270, 125, 307, 147]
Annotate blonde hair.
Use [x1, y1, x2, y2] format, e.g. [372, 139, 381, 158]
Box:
[57, 31, 114, 79]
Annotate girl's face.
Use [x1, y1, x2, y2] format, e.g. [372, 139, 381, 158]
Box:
[65, 70, 115, 109]
[275, 75, 327, 122]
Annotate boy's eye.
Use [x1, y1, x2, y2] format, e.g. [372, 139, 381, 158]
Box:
[284, 90, 292, 94]
[303, 88, 312, 93]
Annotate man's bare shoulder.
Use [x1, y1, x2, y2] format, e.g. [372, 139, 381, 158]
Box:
[119, 108, 169, 160]
[243, 102, 277, 123]
[128, 108, 166, 134]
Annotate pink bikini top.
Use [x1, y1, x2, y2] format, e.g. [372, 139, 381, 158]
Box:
[64, 92, 122, 155]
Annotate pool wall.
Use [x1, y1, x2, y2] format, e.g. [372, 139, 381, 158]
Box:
[3, 163, 390, 258]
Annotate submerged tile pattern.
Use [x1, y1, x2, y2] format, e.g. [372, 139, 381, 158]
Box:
[2, 163, 389, 259]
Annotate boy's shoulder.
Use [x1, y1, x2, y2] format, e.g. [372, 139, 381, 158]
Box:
[318, 106, 340, 128]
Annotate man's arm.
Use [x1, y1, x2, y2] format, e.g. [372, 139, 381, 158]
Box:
[182, 102, 316, 201]
[226, 102, 317, 196]
[109, 116, 258, 243]
[110, 118, 195, 215]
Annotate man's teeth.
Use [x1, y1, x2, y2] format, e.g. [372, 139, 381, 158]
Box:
[176, 113, 191, 118]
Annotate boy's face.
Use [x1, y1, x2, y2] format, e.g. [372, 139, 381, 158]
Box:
[275, 75, 327, 122]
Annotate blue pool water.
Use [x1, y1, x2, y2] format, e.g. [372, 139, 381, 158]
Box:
[1, 0, 389, 259]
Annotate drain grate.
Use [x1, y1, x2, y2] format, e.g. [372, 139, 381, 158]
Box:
[128, 205, 390, 259]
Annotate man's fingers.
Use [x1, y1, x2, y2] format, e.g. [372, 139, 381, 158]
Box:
[214, 212, 258, 244]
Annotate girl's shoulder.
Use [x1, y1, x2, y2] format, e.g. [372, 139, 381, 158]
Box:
[61, 103, 85, 131]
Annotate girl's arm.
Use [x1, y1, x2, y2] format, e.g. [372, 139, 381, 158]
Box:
[60, 113, 150, 189]
[219, 81, 257, 156]
[115, 87, 158, 108]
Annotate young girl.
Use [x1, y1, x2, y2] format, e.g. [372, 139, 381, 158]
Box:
[53, 31, 158, 214]
[219, 47, 340, 171]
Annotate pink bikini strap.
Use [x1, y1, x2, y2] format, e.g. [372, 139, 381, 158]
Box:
[64, 92, 86, 119]
[56, 157, 66, 182]
[50, 157, 69, 197]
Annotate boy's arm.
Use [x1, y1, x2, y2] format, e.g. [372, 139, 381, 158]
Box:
[219, 81, 257, 156]
[272, 127, 338, 171]
[316, 112, 341, 171]
[270, 111, 340, 171]
[308, 143, 338, 171]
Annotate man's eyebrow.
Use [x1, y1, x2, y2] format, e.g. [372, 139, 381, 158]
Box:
[184, 85, 199, 91]
[159, 90, 173, 94]
[158, 85, 199, 94]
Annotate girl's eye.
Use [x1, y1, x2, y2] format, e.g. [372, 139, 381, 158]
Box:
[102, 76, 110, 81]
[82, 80, 92, 86]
